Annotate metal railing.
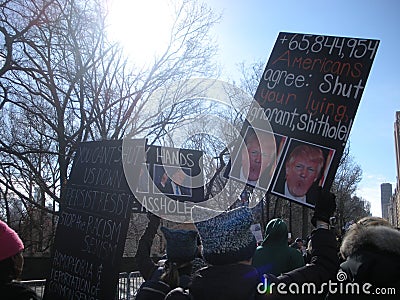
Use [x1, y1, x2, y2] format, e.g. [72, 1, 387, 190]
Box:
[117, 271, 145, 300]
[21, 279, 46, 298]
[22, 271, 145, 300]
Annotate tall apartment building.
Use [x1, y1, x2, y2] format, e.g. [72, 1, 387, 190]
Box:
[391, 111, 400, 227]
[381, 183, 392, 220]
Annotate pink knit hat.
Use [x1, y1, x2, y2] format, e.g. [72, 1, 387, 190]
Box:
[0, 220, 24, 261]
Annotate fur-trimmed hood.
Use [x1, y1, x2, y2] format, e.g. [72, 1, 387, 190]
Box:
[340, 224, 400, 259]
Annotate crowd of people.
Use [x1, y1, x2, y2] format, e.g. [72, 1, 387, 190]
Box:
[135, 188, 400, 300]
[2, 188, 400, 299]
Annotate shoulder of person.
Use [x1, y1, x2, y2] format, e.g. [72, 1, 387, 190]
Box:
[164, 287, 192, 300]
[288, 246, 302, 255]
[288, 247, 306, 266]
[136, 280, 172, 300]
[1, 281, 40, 300]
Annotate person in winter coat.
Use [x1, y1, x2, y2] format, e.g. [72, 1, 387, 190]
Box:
[166, 187, 338, 300]
[257, 188, 338, 300]
[252, 218, 305, 277]
[135, 213, 201, 300]
[328, 216, 400, 299]
[0, 220, 40, 300]
[178, 205, 259, 300]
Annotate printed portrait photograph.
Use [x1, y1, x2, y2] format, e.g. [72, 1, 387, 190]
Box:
[229, 126, 287, 191]
[153, 164, 192, 197]
[272, 139, 335, 207]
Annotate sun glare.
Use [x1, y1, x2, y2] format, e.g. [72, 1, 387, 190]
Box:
[106, 0, 174, 66]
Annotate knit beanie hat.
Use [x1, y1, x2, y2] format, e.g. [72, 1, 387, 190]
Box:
[193, 206, 257, 265]
[160, 227, 198, 263]
[0, 220, 24, 261]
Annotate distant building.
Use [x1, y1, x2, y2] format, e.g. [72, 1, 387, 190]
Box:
[391, 111, 400, 227]
[381, 183, 392, 220]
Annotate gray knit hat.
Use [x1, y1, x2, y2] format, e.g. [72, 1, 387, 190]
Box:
[160, 227, 198, 263]
[193, 206, 257, 265]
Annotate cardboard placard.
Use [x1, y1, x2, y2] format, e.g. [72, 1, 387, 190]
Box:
[43, 139, 145, 300]
[230, 32, 379, 207]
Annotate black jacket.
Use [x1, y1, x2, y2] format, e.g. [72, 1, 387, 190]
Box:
[257, 228, 339, 300]
[190, 263, 259, 300]
[167, 263, 259, 300]
[0, 281, 40, 300]
[135, 272, 192, 300]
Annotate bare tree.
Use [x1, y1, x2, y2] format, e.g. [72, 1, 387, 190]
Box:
[331, 144, 369, 230]
[0, 0, 220, 253]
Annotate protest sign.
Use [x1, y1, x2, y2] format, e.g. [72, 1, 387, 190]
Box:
[43, 139, 145, 300]
[135, 145, 204, 219]
[231, 32, 379, 207]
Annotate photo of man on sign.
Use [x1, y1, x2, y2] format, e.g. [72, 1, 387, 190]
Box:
[154, 165, 192, 197]
[229, 127, 286, 190]
[272, 140, 334, 206]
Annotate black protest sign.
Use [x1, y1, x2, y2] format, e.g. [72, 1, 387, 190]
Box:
[43, 139, 145, 300]
[134, 145, 204, 218]
[242, 32, 379, 207]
